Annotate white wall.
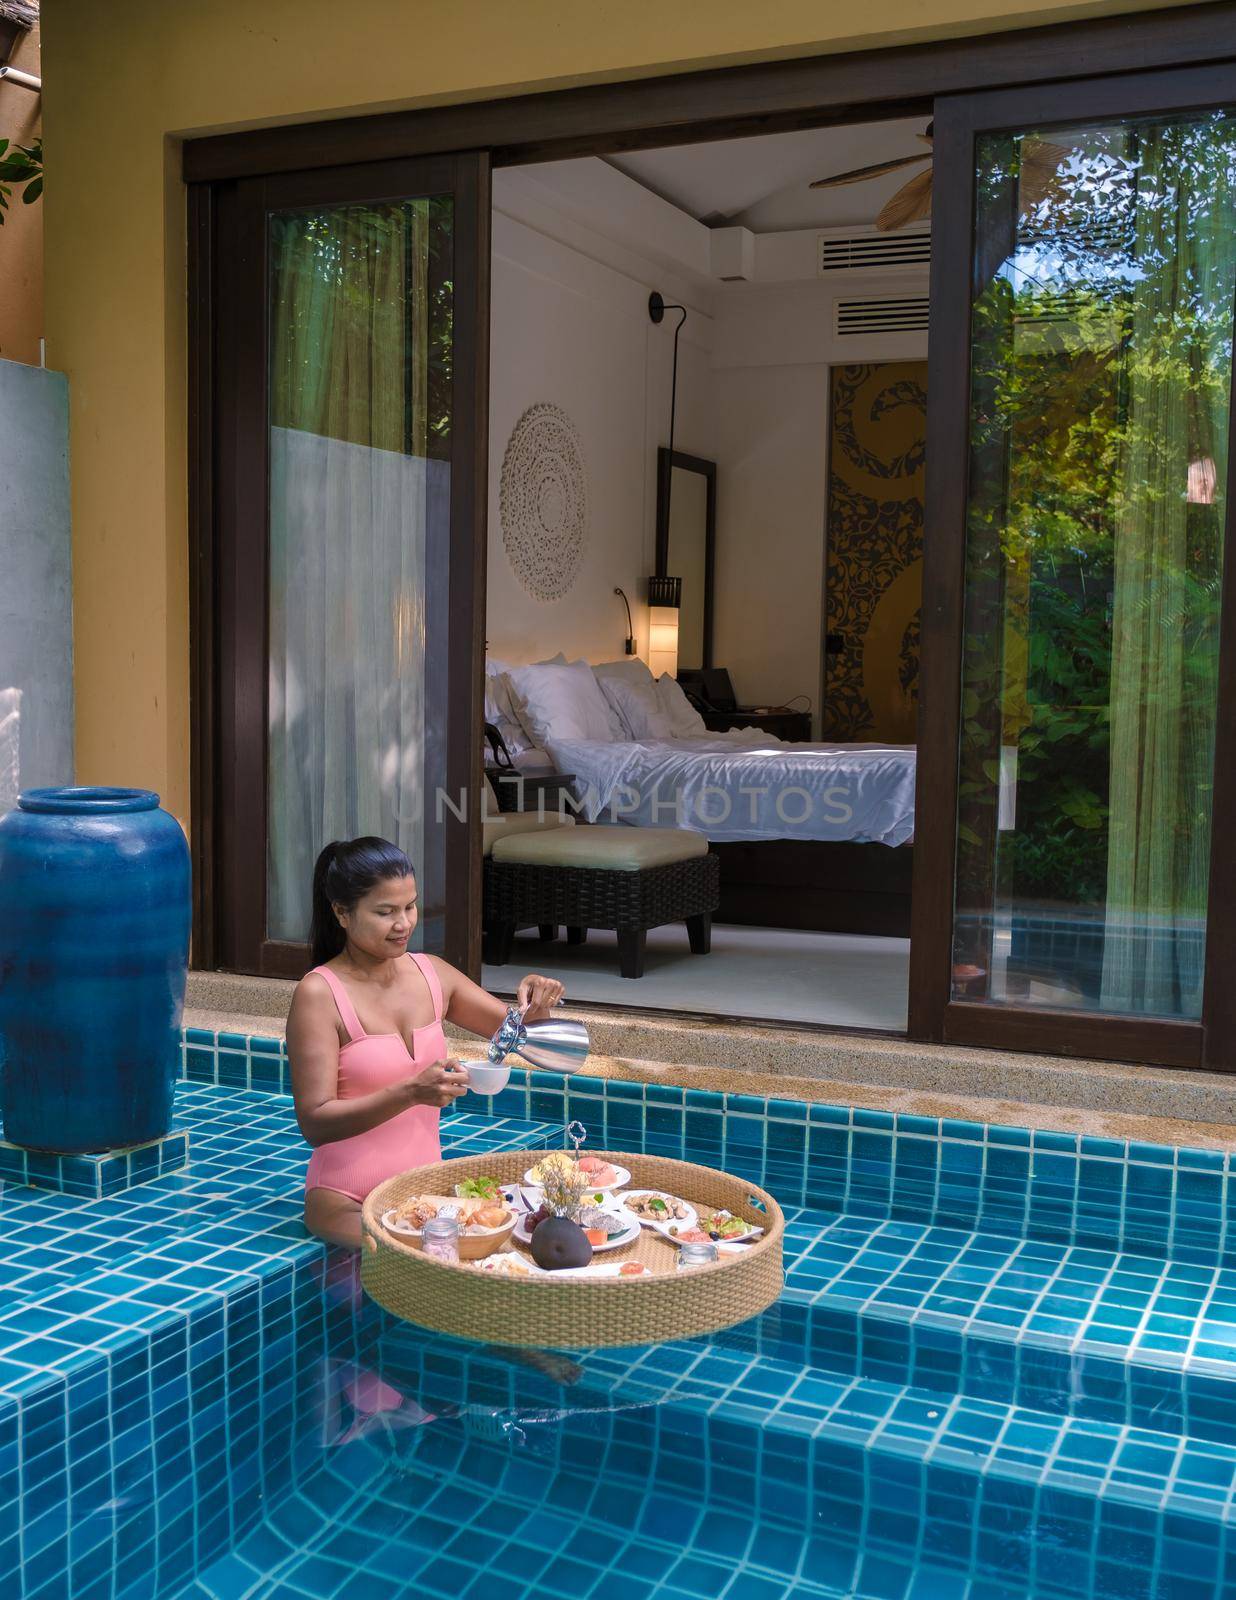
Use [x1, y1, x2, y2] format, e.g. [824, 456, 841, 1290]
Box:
[486, 172, 716, 668]
[711, 282, 927, 734]
[487, 160, 928, 736]
[0, 359, 72, 812]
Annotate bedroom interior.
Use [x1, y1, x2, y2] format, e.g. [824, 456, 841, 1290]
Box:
[479, 118, 929, 1030]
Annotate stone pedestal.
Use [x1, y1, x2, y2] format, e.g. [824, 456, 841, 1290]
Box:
[0, 1130, 189, 1198]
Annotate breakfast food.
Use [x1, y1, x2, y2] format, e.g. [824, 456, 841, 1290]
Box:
[577, 1204, 623, 1232]
[475, 1253, 532, 1276]
[577, 1155, 618, 1186]
[619, 1261, 650, 1277]
[527, 1152, 579, 1186]
[698, 1210, 752, 1241]
[389, 1194, 512, 1235]
[625, 1191, 691, 1222]
[455, 1175, 503, 1202]
[675, 1228, 712, 1245]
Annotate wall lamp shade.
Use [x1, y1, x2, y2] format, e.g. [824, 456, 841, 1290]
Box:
[647, 575, 681, 679]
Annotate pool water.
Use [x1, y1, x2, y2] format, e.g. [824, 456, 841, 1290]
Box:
[173, 1258, 1236, 1600]
[4, 1043, 1236, 1600]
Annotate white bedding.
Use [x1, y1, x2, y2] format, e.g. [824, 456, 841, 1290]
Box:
[545, 730, 916, 847]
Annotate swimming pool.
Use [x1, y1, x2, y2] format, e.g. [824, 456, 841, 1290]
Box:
[3, 1028, 1235, 1599]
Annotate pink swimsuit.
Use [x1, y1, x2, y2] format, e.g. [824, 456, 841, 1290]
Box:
[304, 953, 448, 1203]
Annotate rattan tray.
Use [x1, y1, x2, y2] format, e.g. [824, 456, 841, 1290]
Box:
[360, 1149, 784, 1349]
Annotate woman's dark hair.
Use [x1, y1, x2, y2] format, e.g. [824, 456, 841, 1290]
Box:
[310, 836, 415, 965]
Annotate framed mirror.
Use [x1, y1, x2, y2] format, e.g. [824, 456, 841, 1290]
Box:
[655, 447, 716, 671]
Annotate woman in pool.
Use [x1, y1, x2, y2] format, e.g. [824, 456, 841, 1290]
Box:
[288, 835, 565, 1248]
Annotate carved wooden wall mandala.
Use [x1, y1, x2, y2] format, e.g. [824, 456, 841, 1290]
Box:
[499, 403, 588, 601]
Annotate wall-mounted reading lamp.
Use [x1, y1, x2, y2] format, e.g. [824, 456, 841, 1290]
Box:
[649, 291, 689, 683]
[614, 586, 635, 656]
[649, 290, 688, 530]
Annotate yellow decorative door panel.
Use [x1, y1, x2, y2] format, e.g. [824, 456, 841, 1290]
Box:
[823, 361, 927, 743]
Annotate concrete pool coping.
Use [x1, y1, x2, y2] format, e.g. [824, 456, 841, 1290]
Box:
[186, 971, 1236, 1149]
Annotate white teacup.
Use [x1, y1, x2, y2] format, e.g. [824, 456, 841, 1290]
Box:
[464, 1060, 511, 1096]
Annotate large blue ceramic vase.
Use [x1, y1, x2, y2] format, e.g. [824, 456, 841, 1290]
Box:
[0, 787, 191, 1153]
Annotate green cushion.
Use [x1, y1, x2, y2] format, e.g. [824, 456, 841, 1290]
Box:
[490, 825, 708, 871]
[482, 813, 574, 857]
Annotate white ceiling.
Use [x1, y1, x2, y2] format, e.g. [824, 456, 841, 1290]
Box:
[605, 117, 931, 233]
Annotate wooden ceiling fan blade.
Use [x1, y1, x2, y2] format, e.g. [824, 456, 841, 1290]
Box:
[810, 152, 931, 190]
[1018, 137, 1071, 205]
[876, 167, 934, 231]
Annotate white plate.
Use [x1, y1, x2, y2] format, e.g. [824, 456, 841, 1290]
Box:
[511, 1213, 641, 1254]
[522, 1160, 632, 1192]
[616, 1190, 698, 1232]
[655, 1211, 764, 1247]
[380, 1207, 514, 1240]
[533, 1260, 655, 1280]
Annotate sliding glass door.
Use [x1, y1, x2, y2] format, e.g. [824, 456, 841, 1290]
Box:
[912, 67, 1236, 1067]
[205, 156, 489, 976]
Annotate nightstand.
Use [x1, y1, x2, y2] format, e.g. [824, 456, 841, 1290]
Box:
[701, 709, 812, 742]
[484, 764, 577, 815]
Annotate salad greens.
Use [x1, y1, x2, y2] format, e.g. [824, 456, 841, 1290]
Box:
[456, 1175, 502, 1202]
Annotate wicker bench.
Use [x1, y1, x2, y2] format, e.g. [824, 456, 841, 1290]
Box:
[482, 824, 720, 979]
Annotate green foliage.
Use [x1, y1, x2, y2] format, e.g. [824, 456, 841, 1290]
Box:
[0, 135, 41, 222]
[955, 115, 1233, 921]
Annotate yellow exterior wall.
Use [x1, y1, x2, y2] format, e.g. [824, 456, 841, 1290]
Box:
[42, 0, 1188, 826]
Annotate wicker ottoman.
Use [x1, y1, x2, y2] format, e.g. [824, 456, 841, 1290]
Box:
[482, 825, 720, 979]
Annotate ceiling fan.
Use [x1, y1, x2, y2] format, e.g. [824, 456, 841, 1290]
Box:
[810, 122, 1067, 232]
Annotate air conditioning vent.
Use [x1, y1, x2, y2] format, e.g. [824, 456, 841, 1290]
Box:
[818, 227, 931, 274]
[835, 296, 930, 336]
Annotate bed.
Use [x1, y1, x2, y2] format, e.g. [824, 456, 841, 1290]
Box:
[485, 656, 916, 936]
[545, 731, 915, 936]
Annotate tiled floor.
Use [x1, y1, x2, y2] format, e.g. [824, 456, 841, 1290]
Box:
[783, 1211, 1236, 1371]
[0, 1084, 558, 1406]
[484, 922, 911, 1031]
[5, 1075, 1236, 1600]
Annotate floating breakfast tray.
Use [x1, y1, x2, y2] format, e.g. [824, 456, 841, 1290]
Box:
[360, 1150, 784, 1349]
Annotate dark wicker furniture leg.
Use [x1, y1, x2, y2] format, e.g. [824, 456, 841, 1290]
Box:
[483, 852, 720, 978]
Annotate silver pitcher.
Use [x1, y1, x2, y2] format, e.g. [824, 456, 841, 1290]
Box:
[487, 1005, 590, 1075]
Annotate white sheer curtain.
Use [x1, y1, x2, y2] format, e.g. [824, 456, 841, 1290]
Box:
[267, 430, 435, 941]
[1100, 119, 1236, 1016]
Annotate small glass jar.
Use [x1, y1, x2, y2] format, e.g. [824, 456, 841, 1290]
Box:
[677, 1240, 719, 1270]
[422, 1216, 460, 1263]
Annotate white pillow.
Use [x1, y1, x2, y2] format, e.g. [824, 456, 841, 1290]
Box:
[596, 670, 676, 741]
[484, 659, 534, 754]
[506, 661, 617, 744]
[591, 658, 654, 740]
[656, 673, 707, 738]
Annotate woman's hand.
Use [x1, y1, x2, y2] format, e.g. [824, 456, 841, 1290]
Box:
[407, 1059, 470, 1107]
[516, 974, 566, 1021]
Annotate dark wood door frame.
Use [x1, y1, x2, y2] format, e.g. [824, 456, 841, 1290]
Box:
[187, 4, 1236, 1068]
[192, 153, 490, 979]
[909, 62, 1236, 1071]
[183, 3, 1236, 183]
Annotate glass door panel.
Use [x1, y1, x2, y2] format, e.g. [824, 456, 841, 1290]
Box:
[952, 109, 1236, 1020]
[209, 153, 488, 977]
[265, 197, 453, 946]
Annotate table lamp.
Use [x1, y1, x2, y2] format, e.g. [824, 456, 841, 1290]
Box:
[647, 575, 682, 679]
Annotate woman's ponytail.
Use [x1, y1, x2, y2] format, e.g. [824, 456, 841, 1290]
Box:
[308, 836, 414, 967]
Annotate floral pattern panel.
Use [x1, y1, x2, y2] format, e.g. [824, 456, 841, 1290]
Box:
[823, 361, 927, 743]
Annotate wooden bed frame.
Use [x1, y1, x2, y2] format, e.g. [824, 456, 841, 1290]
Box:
[711, 840, 913, 937]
